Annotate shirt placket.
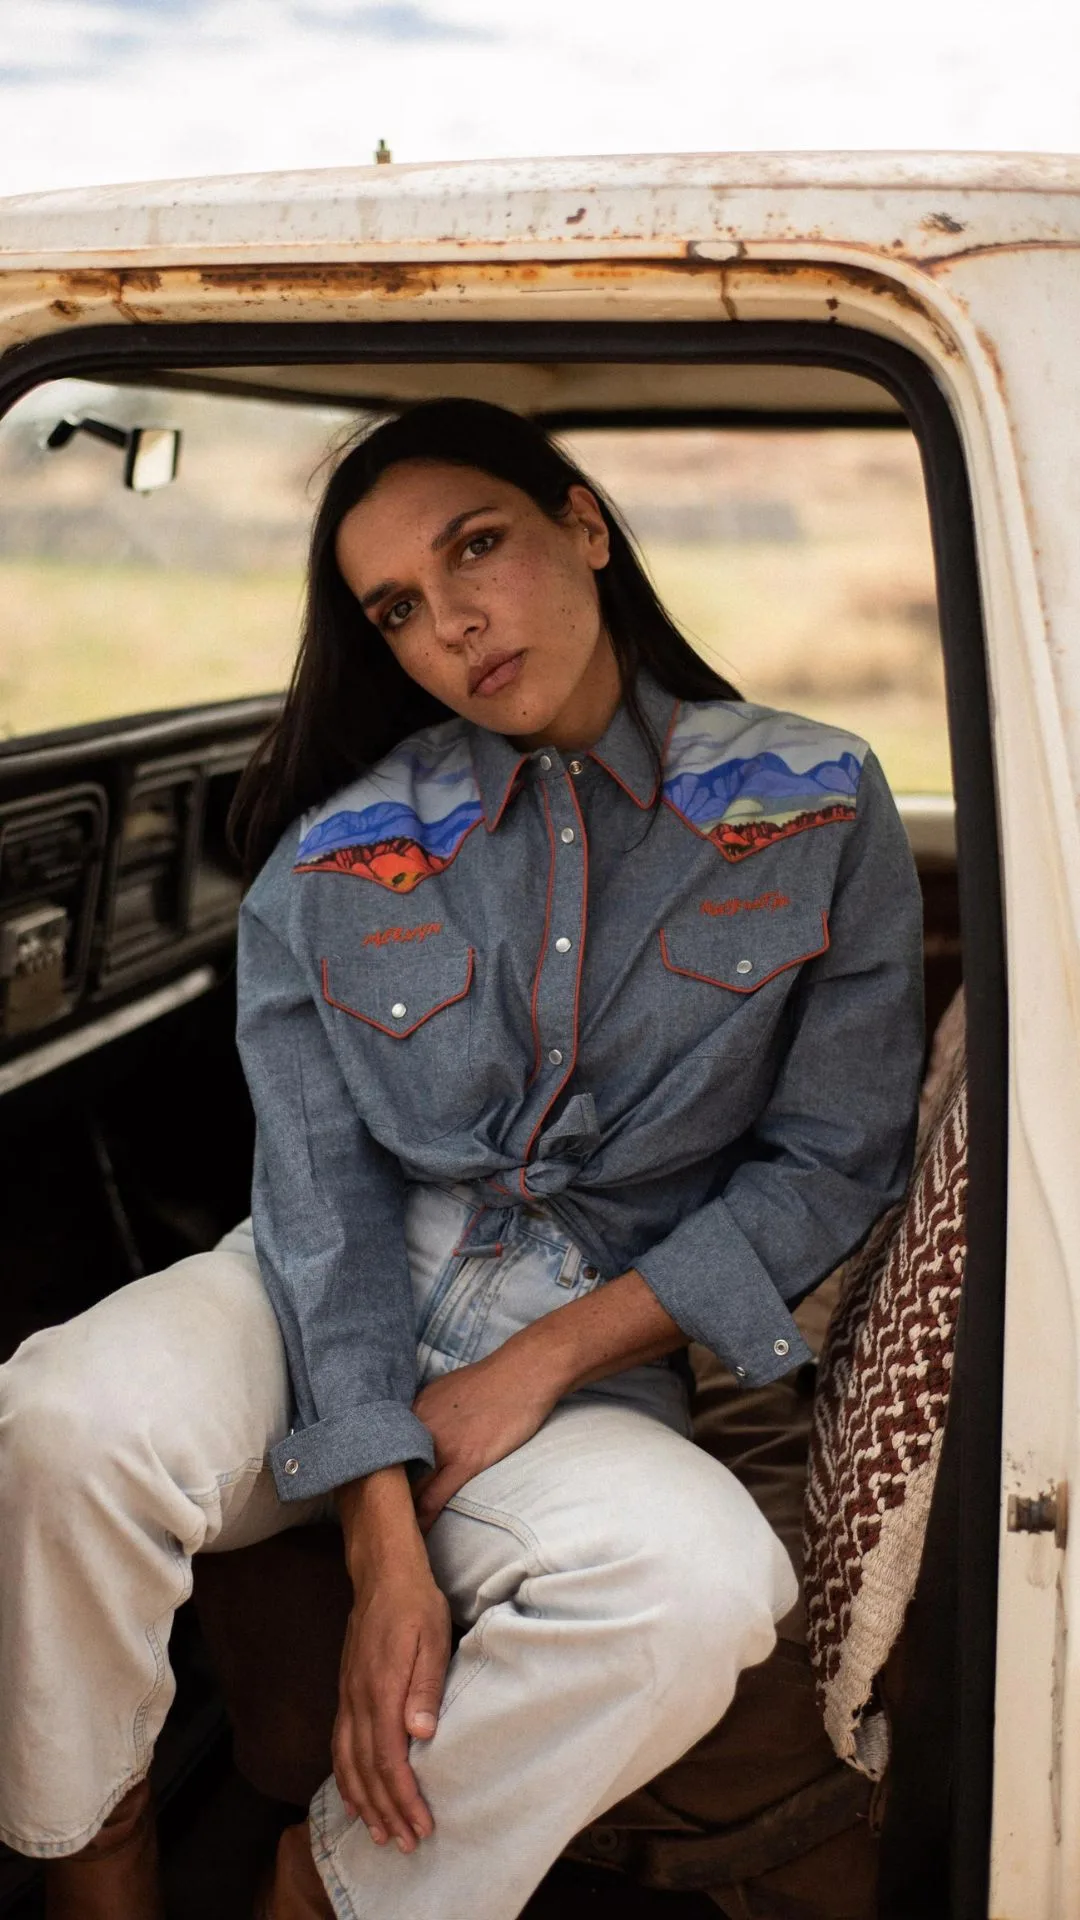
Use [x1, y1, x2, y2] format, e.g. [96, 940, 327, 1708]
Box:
[514, 750, 588, 1202]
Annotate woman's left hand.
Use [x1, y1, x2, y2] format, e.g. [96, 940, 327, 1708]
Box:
[411, 1346, 559, 1533]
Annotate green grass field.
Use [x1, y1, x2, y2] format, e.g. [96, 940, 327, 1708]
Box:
[0, 545, 952, 791]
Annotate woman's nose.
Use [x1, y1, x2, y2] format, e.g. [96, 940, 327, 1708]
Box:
[430, 591, 485, 649]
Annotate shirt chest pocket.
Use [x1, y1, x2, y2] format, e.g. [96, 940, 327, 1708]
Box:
[321, 944, 478, 1142]
[658, 905, 830, 999]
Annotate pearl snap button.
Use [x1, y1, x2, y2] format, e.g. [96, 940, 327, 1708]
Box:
[734, 1366, 747, 1379]
[555, 936, 572, 953]
[560, 827, 575, 844]
[391, 1002, 407, 1019]
[283, 1458, 299, 1476]
[569, 759, 584, 775]
[736, 960, 753, 975]
[548, 1047, 564, 1065]
[773, 1338, 790, 1358]
[539, 754, 553, 770]
[582, 1265, 598, 1280]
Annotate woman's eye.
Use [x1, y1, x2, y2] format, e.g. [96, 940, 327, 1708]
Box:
[463, 531, 498, 560]
[384, 598, 415, 631]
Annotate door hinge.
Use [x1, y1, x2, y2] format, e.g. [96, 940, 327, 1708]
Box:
[1007, 1482, 1068, 1550]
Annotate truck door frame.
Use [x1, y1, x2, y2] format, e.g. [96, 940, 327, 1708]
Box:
[0, 316, 1006, 1918]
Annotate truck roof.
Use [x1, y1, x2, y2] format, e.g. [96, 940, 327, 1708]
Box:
[1, 151, 1078, 270]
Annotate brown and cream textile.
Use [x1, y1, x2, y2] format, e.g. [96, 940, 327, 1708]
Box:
[803, 992, 967, 1777]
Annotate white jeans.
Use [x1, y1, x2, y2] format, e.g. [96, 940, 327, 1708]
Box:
[0, 1187, 796, 1918]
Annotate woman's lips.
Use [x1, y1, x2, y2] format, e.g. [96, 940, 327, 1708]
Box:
[469, 650, 525, 698]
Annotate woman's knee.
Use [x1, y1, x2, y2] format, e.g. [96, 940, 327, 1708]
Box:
[0, 1251, 288, 1546]
[0, 1321, 139, 1506]
[589, 1462, 795, 1688]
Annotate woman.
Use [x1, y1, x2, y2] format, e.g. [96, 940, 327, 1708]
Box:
[0, 400, 924, 1920]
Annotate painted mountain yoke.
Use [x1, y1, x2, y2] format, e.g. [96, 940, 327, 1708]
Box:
[292, 705, 871, 893]
[294, 726, 483, 894]
[662, 708, 868, 863]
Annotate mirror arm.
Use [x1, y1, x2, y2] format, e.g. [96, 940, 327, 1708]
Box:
[46, 416, 130, 453]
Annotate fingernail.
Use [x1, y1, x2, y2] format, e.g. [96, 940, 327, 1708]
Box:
[395, 1835, 412, 1854]
[411, 1711, 437, 1735]
[368, 1827, 385, 1846]
[342, 1800, 356, 1821]
[412, 1822, 427, 1841]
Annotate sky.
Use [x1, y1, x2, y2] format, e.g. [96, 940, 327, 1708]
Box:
[0, 0, 1077, 201]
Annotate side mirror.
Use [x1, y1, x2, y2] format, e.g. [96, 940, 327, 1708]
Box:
[124, 426, 180, 493]
[46, 416, 181, 492]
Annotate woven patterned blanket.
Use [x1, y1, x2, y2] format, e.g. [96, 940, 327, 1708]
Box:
[803, 1035, 968, 1778]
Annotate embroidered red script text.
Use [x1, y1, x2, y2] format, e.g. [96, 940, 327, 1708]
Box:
[700, 892, 790, 917]
[362, 921, 443, 947]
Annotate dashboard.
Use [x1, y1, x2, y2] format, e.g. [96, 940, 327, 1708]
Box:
[0, 697, 277, 1096]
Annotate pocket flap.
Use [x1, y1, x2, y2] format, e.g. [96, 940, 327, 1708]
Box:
[659, 907, 829, 993]
[322, 947, 475, 1036]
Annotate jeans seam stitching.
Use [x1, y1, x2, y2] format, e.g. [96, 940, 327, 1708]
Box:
[134, 1456, 266, 1769]
[444, 1492, 554, 1576]
[436, 1607, 492, 1718]
[0, 1767, 150, 1859]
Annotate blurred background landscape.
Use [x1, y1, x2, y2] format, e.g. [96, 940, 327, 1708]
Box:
[0, 379, 948, 790]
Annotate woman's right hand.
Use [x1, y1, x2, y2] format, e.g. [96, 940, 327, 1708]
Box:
[333, 1466, 452, 1853]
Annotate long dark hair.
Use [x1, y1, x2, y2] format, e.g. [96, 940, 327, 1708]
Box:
[229, 397, 741, 880]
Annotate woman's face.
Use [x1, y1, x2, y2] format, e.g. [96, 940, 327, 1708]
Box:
[334, 459, 618, 748]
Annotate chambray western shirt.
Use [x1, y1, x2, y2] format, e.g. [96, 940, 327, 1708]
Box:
[237, 674, 925, 1503]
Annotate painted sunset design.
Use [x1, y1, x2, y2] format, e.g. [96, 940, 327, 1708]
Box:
[663, 746, 863, 863]
[294, 796, 483, 893]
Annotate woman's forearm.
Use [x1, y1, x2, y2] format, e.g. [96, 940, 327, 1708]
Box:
[336, 1463, 429, 1591]
[505, 1267, 686, 1401]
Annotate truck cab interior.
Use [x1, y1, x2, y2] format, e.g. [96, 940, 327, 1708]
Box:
[0, 325, 1000, 1919]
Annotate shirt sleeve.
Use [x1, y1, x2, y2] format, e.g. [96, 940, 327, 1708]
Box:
[632, 748, 926, 1387]
[235, 884, 434, 1502]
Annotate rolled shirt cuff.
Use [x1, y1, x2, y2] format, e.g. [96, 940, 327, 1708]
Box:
[632, 1208, 814, 1388]
[269, 1399, 435, 1502]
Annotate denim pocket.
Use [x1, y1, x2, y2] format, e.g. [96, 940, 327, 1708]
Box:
[659, 907, 829, 995]
[322, 946, 478, 1142]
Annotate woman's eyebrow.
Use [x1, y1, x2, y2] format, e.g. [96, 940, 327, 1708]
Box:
[430, 504, 498, 552]
[359, 505, 499, 611]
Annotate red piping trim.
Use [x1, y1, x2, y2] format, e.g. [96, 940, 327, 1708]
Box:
[661, 697, 682, 764]
[484, 754, 528, 833]
[587, 747, 653, 809]
[527, 785, 558, 1085]
[519, 777, 590, 1200]
[658, 911, 830, 992]
[321, 949, 475, 1035]
[587, 695, 681, 809]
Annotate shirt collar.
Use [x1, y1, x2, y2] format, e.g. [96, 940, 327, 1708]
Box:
[586, 671, 679, 809]
[468, 671, 680, 830]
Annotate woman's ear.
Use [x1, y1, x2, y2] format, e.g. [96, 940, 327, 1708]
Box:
[566, 484, 611, 571]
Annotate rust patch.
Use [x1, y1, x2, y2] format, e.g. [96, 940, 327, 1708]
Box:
[725, 258, 960, 357]
[922, 211, 966, 235]
[566, 207, 586, 225]
[196, 262, 437, 298]
[42, 254, 962, 358]
[920, 235, 1076, 271]
[972, 327, 1008, 397]
[50, 267, 165, 322]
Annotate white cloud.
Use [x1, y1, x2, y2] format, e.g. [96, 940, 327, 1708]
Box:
[0, 0, 1076, 199]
